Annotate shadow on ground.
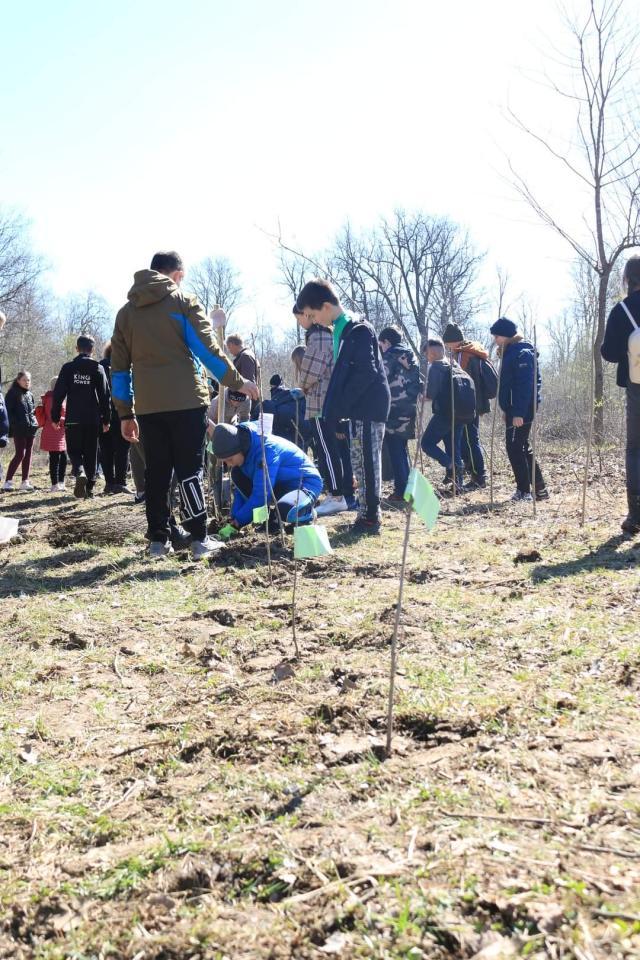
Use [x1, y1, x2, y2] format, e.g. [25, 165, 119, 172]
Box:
[531, 533, 639, 582]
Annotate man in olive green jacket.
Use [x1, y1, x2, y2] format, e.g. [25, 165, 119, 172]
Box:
[111, 251, 258, 560]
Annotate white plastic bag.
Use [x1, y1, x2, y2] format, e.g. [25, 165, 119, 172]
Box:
[0, 517, 19, 543]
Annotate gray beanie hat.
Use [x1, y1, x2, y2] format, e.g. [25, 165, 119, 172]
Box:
[212, 423, 251, 458]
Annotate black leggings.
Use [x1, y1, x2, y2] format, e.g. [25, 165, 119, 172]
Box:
[49, 452, 67, 485]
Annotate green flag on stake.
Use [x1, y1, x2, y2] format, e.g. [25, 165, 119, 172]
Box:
[294, 524, 333, 559]
[404, 468, 440, 529]
[253, 504, 269, 524]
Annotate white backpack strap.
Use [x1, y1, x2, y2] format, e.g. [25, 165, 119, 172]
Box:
[620, 300, 639, 330]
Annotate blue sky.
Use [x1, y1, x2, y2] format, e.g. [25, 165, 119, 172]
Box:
[0, 0, 602, 335]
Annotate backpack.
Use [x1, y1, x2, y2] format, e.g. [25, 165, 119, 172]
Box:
[35, 403, 46, 429]
[479, 358, 498, 399]
[620, 301, 640, 385]
[437, 364, 476, 423]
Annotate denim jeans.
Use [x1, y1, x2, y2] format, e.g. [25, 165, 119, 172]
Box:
[626, 384, 640, 495]
[421, 414, 463, 472]
[386, 432, 411, 495]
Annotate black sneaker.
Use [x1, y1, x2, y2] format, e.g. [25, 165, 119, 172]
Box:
[465, 474, 487, 490]
[535, 488, 550, 501]
[170, 525, 193, 551]
[74, 472, 87, 499]
[351, 516, 381, 535]
[133, 492, 145, 505]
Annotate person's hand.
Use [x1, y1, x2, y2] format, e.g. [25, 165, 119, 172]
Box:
[511, 416, 524, 428]
[239, 379, 259, 401]
[121, 418, 139, 442]
[52, 421, 61, 431]
[102, 422, 110, 433]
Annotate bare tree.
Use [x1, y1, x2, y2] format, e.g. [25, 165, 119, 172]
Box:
[272, 211, 484, 354]
[509, 0, 640, 443]
[0, 208, 43, 308]
[55, 290, 113, 352]
[186, 256, 242, 316]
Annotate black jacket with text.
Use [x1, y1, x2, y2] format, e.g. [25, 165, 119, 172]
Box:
[52, 355, 111, 427]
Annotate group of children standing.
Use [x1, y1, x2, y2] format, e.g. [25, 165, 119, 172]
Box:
[0, 272, 550, 544]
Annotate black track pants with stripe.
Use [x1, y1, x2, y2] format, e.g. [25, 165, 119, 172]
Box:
[310, 416, 343, 496]
[138, 406, 208, 543]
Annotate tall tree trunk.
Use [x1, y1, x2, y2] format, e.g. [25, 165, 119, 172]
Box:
[593, 270, 610, 446]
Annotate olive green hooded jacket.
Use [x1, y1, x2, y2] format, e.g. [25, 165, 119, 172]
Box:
[111, 270, 244, 418]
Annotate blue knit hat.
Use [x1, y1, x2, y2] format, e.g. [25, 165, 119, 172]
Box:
[490, 317, 517, 337]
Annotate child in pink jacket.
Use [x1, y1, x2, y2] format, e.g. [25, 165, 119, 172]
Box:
[39, 378, 67, 492]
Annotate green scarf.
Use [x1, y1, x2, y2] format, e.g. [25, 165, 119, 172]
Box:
[332, 313, 349, 361]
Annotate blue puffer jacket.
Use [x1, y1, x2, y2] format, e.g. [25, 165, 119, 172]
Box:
[232, 421, 322, 528]
[498, 340, 541, 420]
[0, 389, 8, 447]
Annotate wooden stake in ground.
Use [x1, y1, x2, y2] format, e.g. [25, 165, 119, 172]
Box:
[581, 322, 597, 528]
[290, 472, 303, 661]
[489, 350, 503, 510]
[250, 336, 273, 584]
[211, 305, 226, 516]
[385, 383, 428, 759]
[531, 324, 538, 519]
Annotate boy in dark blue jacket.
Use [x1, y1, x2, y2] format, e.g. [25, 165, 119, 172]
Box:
[296, 279, 390, 534]
[490, 317, 548, 502]
[211, 422, 322, 530]
[601, 256, 640, 532]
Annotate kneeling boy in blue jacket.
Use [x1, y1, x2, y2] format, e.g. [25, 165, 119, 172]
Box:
[211, 422, 323, 531]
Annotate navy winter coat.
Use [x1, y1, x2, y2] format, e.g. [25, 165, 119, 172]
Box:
[323, 318, 390, 423]
[254, 386, 305, 445]
[601, 290, 640, 388]
[5, 384, 38, 437]
[498, 340, 541, 420]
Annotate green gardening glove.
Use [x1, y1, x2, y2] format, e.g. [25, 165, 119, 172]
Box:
[218, 523, 237, 541]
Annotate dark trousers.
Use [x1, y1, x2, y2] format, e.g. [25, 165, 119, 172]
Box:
[338, 430, 354, 499]
[49, 452, 67, 485]
[99, 419, 130, 485]
[65, 424, 100, 488]
[505, 419, 545, 494]
[421, 414, 463, 473]
[626, 384, 640, 495]
[6, 435, 34, 482]
[310, 417, 343, 496]
[386, 432, 411, 496]
[461, 416, 486, 479]
[138, 407, 208, 543]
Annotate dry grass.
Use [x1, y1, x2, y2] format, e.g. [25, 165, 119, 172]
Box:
[0, 451, 639, 959]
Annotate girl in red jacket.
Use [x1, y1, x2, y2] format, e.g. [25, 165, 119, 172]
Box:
[39, 378, 67, 492]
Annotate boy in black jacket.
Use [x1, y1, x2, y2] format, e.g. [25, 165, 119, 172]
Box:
[52, 335, 111, 498]
[296, 280, 390, 533]
[602, 256, 640, 533]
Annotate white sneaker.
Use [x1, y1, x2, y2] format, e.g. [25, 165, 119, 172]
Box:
[315, 495, 348, 517]
[56, 483, 66, 492]
[2, 481, 14, 491]
[191, 537, 225, 561]
[148, 540, 174, 559]
[50, 484, 58, 493]
[20, 481, 34, 492]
